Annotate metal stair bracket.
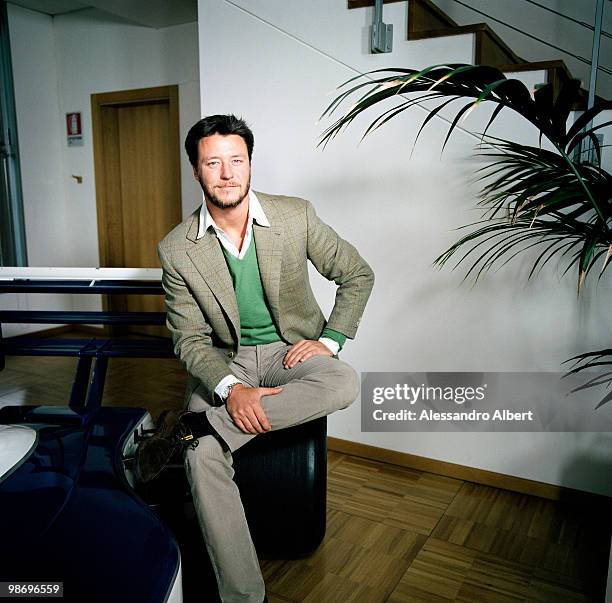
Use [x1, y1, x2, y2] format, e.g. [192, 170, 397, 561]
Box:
[576, 0, 605, 165]
[371, 0, 393, 53]
[587, 0, 604, 112]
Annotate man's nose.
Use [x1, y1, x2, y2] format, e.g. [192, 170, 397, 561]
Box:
[220, 162, 233, 179]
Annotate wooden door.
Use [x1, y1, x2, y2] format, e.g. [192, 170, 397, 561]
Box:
[92, 86, 181, 336]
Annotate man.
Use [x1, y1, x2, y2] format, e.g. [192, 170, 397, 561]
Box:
[137, 115, 374, 602]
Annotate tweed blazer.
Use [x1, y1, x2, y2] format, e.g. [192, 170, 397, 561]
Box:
[157, 192, 374, 399]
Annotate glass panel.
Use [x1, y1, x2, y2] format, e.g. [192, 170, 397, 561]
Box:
[0, 1, 26, 267]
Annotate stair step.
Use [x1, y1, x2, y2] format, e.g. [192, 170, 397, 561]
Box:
[499, 59, 572, 97]
[408, 0, 523, 66]
[499, 60, 606, 107]
[407, 0, 457, 29]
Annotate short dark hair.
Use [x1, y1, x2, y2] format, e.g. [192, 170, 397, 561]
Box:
[185, 114, 254, 167]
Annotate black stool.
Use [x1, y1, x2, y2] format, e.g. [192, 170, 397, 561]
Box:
[234, 416, 327, 558]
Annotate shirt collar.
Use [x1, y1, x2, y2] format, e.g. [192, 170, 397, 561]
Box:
[197, 190, 269, 240]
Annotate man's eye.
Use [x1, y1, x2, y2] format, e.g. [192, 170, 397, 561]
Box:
[232, 159, 242, 165]
[207, 161, 219, 167]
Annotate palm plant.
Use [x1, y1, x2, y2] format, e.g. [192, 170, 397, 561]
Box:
[320, 64, 612, 404]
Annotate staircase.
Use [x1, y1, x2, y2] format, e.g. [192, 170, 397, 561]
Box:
[348, 0, 605, 106]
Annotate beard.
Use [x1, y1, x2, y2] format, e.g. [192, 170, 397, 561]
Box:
[199, 175, 251, 210]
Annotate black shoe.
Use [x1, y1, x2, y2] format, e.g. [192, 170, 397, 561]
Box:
[181, 410, 230, 453]
[135, 410, 197, 483]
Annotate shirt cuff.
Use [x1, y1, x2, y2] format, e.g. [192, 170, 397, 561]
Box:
[320, 327, 347, 351]
[319, 337, 340, 356]
[214, 374, 243, 400]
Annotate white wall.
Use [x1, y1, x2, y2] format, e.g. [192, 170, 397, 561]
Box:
[4, 4, 200, 336]
[198, 0, 612, 496]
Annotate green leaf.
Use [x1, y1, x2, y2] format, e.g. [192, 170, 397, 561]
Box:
[563, 101, 612, 149]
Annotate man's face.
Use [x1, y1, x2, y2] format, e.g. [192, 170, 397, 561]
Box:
[193, 134, 251, 210]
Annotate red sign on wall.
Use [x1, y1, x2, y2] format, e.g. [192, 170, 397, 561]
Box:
[66, 112, 83, 147]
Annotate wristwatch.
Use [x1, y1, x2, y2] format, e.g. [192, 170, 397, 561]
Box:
[221, 381, 242, 402]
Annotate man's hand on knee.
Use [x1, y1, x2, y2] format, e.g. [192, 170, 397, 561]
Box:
[283, 339, 333, 369]
[226, 384, 282, 434]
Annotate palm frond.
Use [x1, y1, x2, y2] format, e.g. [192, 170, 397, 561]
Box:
[320, 64, 580, 149]
[563, 349, 612, 408]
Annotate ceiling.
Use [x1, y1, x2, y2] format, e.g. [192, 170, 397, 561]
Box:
[7, 0, 198, 28]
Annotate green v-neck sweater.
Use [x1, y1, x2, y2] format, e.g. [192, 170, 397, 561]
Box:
[221, 238, 281, 345]
[221, 237, 346, 349]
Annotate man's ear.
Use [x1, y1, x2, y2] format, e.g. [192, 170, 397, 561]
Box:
[192, 166, 199, 182]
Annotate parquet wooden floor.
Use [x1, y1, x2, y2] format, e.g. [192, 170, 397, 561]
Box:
[1, 354, 610, 602]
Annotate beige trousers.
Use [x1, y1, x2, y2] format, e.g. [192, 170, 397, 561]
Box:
[184, 340, 360, 603]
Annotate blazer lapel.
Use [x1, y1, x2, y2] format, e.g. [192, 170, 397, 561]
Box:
[186, 220, 240, 341]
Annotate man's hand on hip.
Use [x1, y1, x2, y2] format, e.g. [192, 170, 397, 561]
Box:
[226, 384, 282, 434]
[283, 339, 333, 369]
